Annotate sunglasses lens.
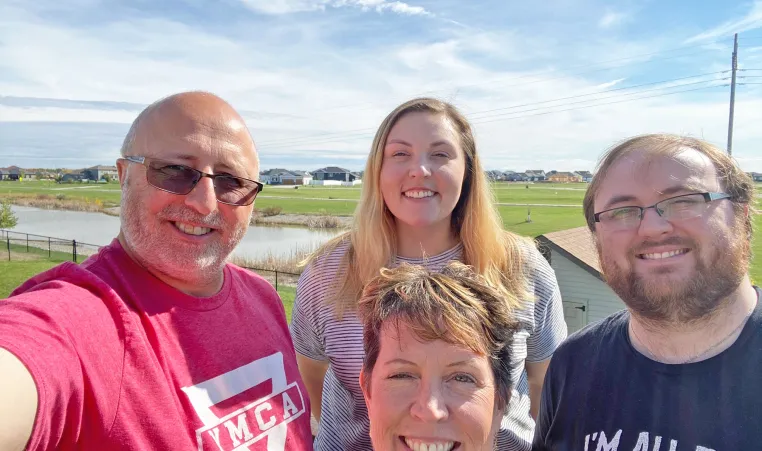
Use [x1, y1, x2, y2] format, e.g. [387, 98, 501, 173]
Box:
[147, 163, 199, 194]
[214, 176, 261, 206]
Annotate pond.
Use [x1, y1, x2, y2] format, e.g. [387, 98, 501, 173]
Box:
[9, 206, 340, 260]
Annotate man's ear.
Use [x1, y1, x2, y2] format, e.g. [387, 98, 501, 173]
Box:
[116, 159, 128, 187]
[359, 369, 371, 403]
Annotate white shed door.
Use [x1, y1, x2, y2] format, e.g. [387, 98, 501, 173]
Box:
[563, 301, 588, 334]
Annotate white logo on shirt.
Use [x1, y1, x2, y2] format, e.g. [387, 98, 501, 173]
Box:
[182, 352, 306, 451]
[584, 430, 716, 451]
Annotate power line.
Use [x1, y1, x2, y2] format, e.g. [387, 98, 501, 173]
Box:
[291, 43, 730, 115]
[468, 72, 726, 118]
[469, 79, 726, 121]
[263, 81, 727, 149]
[471, 85, 727, 125]
[426, 49, 721, 95]
[257, 40, 736, 149]
[259, 73, 726, 148]
[261, 83, 727, 150]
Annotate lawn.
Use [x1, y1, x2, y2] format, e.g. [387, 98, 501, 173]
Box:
[0, 180, 122, 207]
[0, 260, 65, 298]
[499, 205, 586, 236]
[0, 259, 299, 322]
[1, 180, 588, 212]
[2, 179, 760, 288]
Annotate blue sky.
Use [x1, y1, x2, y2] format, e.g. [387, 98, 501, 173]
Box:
[1, 0, 761, 172]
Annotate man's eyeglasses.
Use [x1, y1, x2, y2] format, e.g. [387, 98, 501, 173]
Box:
[594, 192, 732, 231]
[120, 156, 264, 206]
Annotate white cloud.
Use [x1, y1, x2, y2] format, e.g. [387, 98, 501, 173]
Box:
[238, 0, 430, 16]
[1, 2, 761, 172]
[685, 1, 762, 43]
[599, 11, 627, 29]
[594, 78, 627, 89]
[238, 0, 320, 14]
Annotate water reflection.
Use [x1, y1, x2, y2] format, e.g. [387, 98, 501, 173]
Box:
[10, 206, 340, 259]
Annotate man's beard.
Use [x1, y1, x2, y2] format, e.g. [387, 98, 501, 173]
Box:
[599, 227, 750, 325]
[120, 184, 247, 285]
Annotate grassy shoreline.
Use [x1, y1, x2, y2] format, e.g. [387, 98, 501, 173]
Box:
[2, 181, 760, 282]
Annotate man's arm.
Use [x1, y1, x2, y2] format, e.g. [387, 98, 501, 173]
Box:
[296, 353, 329, 423]
[0, 347, 38, 451]
[526, 358, 551, 420]
[531, 357, 558, 451]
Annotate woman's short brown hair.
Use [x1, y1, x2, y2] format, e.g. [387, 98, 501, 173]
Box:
[357, 261, 519, 410]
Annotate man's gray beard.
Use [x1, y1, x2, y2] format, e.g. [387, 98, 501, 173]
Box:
[120, 184, 247, 286]
[599, 230, 750, 326]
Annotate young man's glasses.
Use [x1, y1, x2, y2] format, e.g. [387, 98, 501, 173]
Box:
[121, 156, 264, 206]
[594, 192, 732, 231]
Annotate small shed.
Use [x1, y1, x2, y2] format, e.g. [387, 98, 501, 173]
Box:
[536, 226, 626, 333]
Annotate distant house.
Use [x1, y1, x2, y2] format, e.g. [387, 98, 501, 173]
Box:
[548, 171, 583, 183]
[61, 172, 84, 183]
[260, 168, 288, 185]
[312, 167, 359, 182]
[259, 170, 274, 185]
[575, 170, 594, 182]
[749, 172, 762, 182]
[536, 227, 626, 334]
[5, 166, 23, 181]
[260, 169, 313, 185]
[486, 170, 505, 181]
[505, 172, 528, 182]
[280, 170, 312, 185]
[0, 168, 8, 181]
[82, 165, 117, 181]
[546, 170, 558, 177]
[35, 171, 55, 180]
[525, 170, 546, 182]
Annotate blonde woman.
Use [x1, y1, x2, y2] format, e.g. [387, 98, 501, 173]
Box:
[290, 98, 567, 451]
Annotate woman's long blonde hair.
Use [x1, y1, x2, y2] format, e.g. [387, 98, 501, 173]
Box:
[307, 97, 531, 318]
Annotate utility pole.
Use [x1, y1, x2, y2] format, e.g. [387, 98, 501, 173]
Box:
[727, 33, 738, 156]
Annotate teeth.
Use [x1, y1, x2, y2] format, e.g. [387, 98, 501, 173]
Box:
[642, 249, 687, 260]
[404, 438, 454, 451]
[174, 222, 211, 236]
[404, 190, 434, 199]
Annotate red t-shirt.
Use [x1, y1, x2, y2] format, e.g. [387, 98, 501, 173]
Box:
[0, 239, 313, 451]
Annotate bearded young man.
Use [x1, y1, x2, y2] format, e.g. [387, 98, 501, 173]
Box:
[0, 92, 313, 450]
[533, 134, 760, 451]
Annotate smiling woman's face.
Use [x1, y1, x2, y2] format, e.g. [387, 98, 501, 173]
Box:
[361, 321, 502, 451]
[378, 111, 467, 231]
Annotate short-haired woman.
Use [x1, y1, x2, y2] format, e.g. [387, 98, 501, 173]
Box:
[358, 261, 520, 451]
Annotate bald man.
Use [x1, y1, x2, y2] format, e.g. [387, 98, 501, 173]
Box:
[0, 92, 314, 450]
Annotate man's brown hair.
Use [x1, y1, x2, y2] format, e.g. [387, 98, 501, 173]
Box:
[583, 134, 756, 240]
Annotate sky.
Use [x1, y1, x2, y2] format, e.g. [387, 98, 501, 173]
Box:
[1, 0, 761, 173]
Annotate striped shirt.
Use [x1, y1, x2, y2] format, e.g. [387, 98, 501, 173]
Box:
[290, 240, 568, 451]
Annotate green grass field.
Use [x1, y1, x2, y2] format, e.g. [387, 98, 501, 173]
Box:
[2, 180, 761, 286]
[3, 179, 758, 210]
[0, 259, 298, 322]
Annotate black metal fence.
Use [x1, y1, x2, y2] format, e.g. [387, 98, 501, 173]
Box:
[0, 229, 301, 291]
[0, 229, 101, 263]
[248, 267, 301, 291]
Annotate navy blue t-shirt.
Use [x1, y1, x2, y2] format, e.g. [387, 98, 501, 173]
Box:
[533, 287, 762, 451]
